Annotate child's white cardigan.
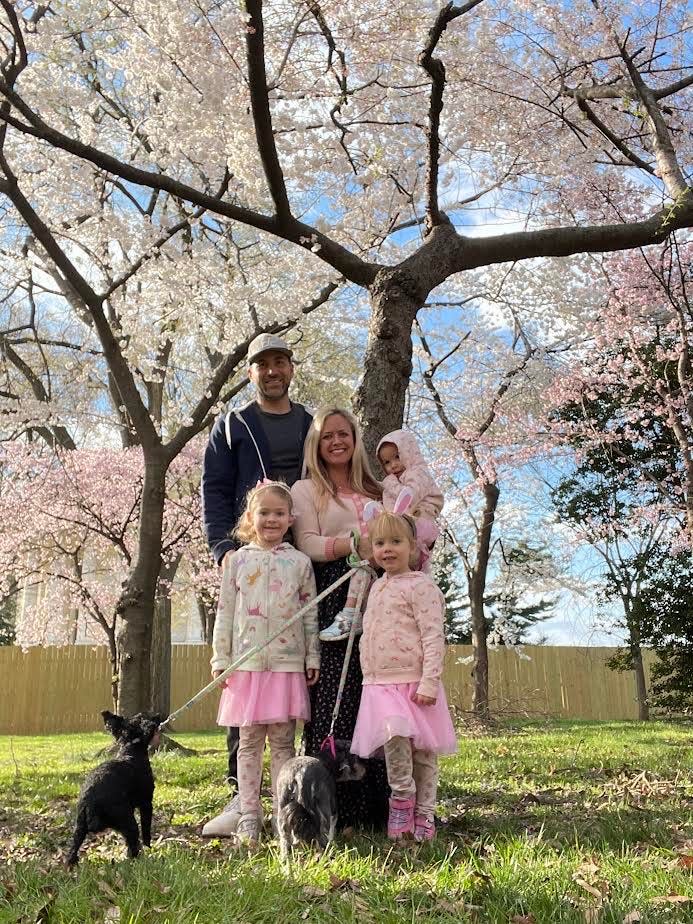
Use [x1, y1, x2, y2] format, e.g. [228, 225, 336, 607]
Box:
[211, 542, 320, 674]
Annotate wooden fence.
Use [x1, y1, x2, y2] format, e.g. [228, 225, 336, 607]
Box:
[0, 644, 655, 735]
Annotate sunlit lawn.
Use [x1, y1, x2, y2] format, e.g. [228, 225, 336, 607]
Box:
[1, 720, 692, 923]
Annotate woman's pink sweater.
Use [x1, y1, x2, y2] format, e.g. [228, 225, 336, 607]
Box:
[291, 478, 370, 561]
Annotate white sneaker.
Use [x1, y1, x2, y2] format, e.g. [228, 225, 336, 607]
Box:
[201, 794, 242, 837]
[319, 609, 362, 642]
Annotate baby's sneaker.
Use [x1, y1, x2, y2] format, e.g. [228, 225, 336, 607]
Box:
[413, 814, 435, 842]
[387, 797, 415, 840]
[319, 608, 362, 642]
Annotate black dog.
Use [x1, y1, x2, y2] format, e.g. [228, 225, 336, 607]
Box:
[275, 740, 365, 861]
[66, 710, 161, 867]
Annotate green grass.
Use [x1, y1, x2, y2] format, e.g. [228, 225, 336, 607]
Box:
[1, 720, 693, 923]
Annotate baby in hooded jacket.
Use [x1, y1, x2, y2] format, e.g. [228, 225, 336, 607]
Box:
[319, 429, 444, 643]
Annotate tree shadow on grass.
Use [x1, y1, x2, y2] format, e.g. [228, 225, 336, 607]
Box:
[440, 794, 690, 852]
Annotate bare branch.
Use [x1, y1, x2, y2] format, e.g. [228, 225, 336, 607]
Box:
[245, 0, 291, 223]
[418, 1, 486, 229]
[572, 96, 656, 174]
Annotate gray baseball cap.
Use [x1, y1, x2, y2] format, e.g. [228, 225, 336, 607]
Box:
[247, 333, 294, 364]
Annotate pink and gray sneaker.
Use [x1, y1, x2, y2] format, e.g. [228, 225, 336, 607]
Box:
[413, 814, 435, 842]
[387, 796, 415, 840]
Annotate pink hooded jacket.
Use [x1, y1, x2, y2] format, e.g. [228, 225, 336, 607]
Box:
[359, 570, 446, 699]
[377, 430, 444, 520]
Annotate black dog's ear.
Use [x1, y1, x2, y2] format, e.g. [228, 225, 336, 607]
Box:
[101, 710, 125, 738]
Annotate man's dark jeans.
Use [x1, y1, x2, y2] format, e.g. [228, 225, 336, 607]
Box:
[226, 725, 239, 790]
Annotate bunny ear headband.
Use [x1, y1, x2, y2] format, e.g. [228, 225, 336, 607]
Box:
[363, 487, 414, 523]
[254, 478, 291, 496]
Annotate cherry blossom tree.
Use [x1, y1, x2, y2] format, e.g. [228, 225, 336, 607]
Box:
[0, 0, 690, 713]
[541, 239, 693, 716]
[0, 1, 689, 447]
[544, 239, 693, 536]
[0, 440, 210, 706]
[412, 301, 557, 714]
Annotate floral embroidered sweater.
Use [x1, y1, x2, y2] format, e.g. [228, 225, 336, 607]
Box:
[211, 542, 320, 674]
[359, 570, 446, 699]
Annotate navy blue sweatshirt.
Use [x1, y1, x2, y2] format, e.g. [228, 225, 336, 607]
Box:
[201, 400, 313, 565]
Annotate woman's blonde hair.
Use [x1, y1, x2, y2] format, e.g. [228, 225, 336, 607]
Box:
[234, 481, 293, 545]
[303, 405, 382, 510]
[369, 511, 418, 568]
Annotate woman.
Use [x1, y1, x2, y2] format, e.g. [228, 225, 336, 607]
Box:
[291, 406, 389, 830]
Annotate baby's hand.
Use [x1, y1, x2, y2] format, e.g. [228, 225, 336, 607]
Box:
[411, 691, 436, 706]
[306, 668, 320, 686]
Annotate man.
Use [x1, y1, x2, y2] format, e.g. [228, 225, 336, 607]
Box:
[201, 333, 313, 837]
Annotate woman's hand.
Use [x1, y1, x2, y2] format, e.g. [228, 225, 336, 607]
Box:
[357, 536, 373, 561]
[411, 691, 436, 706]
[306, 668, 320, 686]
[212, 669, 225, 680]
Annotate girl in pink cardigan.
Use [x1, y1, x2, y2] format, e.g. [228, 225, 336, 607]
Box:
[351, 510, 456, 842]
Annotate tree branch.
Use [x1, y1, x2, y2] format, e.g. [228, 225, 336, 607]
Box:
[573, 96, 655, 174]
[0, 162, 160, 450]
[244, 0, 292, 223]
[0, 74, 378, 285]
[418, 1, 485, 230]
[164, 279, 341, 458]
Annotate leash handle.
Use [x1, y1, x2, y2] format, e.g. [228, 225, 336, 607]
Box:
[159, 560, 370, 730]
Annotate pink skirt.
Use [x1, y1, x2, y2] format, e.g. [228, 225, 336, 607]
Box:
[351, 682, 457, 758]
[216, 670, 310, 727]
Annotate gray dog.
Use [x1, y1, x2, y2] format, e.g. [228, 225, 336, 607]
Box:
[274, 740, 365, 861]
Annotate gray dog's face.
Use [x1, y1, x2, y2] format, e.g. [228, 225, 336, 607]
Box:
[332, 740, 367, 783]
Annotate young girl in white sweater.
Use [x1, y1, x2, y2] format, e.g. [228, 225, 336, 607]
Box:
[211, 481, 320, 847]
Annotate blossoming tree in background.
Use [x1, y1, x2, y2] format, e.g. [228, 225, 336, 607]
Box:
[0, 0, 690, 712]
[0, 440, 217, 706]
[545, 239, 693, 716]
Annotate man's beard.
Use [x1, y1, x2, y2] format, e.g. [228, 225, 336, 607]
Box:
[258, 379, 290, 401]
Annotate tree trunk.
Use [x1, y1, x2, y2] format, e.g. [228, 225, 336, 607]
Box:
[196, 593, 215, 644]
[115, 453, 168, 716]
[628, 609, 649, 722]
[67, 550, 83, 644]
[622, 596, 649, 721]
[353, 268, 423, 456]
[469, 481, 501, 717]
[469, 571, 489, 717]
[149, 595, 171, 719]
[631, 643, 649, 721]
[149, 555, 181, 719]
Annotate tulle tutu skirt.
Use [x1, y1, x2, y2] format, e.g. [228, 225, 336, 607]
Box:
[216, 670, 310, 727]
[351, 682, 457, 758]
